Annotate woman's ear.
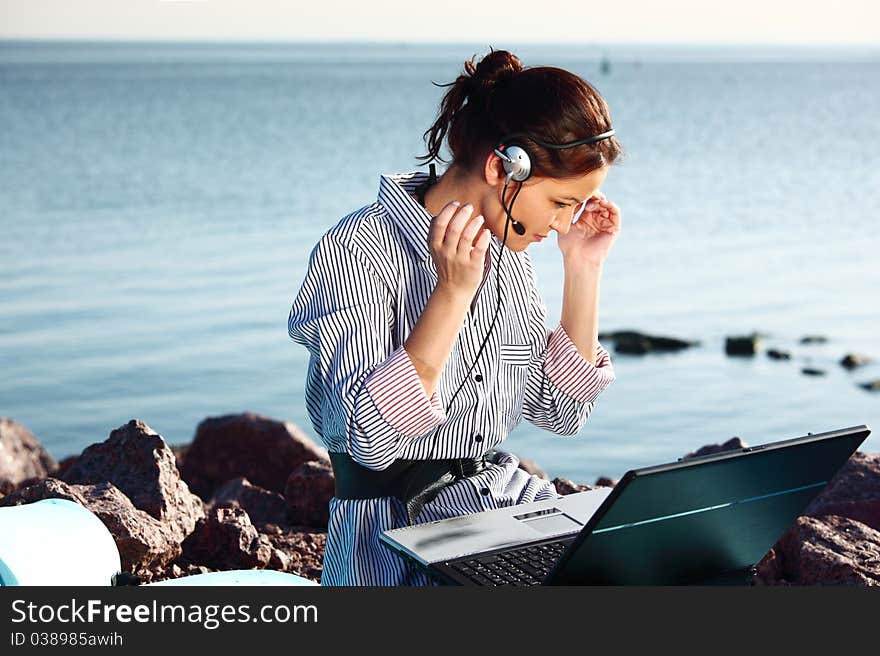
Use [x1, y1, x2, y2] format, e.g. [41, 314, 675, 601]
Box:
[483, 150, 508, 187]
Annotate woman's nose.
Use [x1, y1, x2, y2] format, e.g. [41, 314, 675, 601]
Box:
[550, 215, 572, 235]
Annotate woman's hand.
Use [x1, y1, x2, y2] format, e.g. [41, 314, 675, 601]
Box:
[428, 201, 491, 299]
[556, 190, 621, 268]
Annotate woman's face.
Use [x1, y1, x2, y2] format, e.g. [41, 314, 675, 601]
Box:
[482, 163, 610, 252]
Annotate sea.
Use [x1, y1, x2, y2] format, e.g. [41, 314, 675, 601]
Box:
[1, 40, 878, 484]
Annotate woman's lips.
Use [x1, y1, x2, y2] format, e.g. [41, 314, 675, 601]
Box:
[533, 234, 546, 242]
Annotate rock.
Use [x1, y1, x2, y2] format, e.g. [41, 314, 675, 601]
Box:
[551, 477, 601, 495]
[767, 349, 791, 360]
[803, 452, 880, 532]
[601, 330, 699, 355]
[725, 334, 760, 356]
[61, 419, 204, 544]
[55, 455, 79, 478]
[682, 436, 748, 459]
[141, 562, 215, 585]
[180, 504, 273, 570]
[211, 477, 289, 528]
[269, 549, 291, 571]
[180, 412, 328, 500]
[515, 455, 547, 480]
[170, 443, 189, 470]
[614, 334, 652, 355]
[802, 367, 826, 376]
[595, 476, 617, 487]
[0, 478, 181, 575]
[0, 418, 58, 495]
[840, 353, 871, 370]
[284, 459, 334, 528]
[800, 335, 828, 344]
[111, 571, 144, 586]
[767, 515, 880, 585]
[261, 527, 326, 582]
[754, 547, 786, 585]
[859, 380, 880, 392]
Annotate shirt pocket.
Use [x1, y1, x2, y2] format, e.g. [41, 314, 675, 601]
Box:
[498, 342, 532, 367]
[497, 342, 531, 427]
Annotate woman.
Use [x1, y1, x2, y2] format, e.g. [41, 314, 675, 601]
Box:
[288, 48, 623, 586]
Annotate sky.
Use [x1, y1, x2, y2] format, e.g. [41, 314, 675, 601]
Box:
[1, 0, 878, 46]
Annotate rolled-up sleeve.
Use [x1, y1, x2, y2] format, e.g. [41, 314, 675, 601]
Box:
[521, 284, 616, 436]
[288, 235, 446, 470]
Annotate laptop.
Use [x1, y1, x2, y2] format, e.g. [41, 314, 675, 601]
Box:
[380, 425, 871, 585]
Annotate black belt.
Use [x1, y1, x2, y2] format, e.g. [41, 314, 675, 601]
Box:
[329, 450, 493, 525]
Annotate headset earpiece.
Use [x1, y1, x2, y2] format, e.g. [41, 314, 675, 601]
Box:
[494, 128, 616, 184]
[493, 144, 532, 183]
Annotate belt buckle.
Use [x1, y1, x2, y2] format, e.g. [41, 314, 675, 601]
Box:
[454, 456, 485, 479]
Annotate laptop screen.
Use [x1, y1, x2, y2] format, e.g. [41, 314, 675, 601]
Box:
[546, 425, 870, 585]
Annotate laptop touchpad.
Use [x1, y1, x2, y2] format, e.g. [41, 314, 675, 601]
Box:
[514, 507, 583, 534]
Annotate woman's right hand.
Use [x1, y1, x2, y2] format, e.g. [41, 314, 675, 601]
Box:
[427, 201, 492, 299]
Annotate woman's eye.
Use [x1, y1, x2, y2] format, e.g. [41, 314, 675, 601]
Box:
[554, 201, 569, 208]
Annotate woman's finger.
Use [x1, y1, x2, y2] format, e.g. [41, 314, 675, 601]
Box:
[458, 213, 485, 255]
[429, 201, 461, 252]
[442, 204, 475, 250]
[470, 226, 491, 259]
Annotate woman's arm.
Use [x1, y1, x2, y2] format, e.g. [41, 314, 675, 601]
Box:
[559, 260, 603, 366]
[404, 283, 472, 397]
[404, 201, 492, 397]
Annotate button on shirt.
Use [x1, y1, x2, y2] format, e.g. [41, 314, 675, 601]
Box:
[287, 171, 616, 586]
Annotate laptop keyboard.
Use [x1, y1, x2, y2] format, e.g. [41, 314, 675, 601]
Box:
[448, 538, 575, 586]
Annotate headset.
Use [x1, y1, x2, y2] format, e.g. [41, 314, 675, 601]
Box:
[400, 127, 617, 537]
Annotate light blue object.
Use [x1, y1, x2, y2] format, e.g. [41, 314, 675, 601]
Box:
[145, 569, 317, 586]
[0, 498, 121, 586]
[0, 497, 318, 587]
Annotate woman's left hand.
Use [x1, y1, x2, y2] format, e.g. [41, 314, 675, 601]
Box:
[556, 190, 621, 268]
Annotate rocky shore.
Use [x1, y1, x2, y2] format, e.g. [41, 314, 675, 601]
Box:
[1, 415, 878, 586]
[598, 330, 879, 391]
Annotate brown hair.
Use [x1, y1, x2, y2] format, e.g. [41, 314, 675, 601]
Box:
[417, 47, 624, 179]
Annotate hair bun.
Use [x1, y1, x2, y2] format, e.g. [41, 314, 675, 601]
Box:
[463, 48, 523, 97]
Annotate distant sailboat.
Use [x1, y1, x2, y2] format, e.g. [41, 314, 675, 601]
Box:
[600, 56, 611, 75]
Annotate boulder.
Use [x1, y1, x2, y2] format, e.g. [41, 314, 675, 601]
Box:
[55, 454, 79, 478]
[682, 436, 747, 459]
[800, 335, 828, 344]
[840, 353, 871, 369]
[211, 477, 289, 528]
[760, 515, 880, 586]
[767, 349, 791, 360]
[180, 413, 327, 500]
[803, 452, 880, 532]
[515, 455, 547, 480]
[0, 418, 58, 494]
[725, 334, 760, 356]
[599, 330, 698, 355]
[180, 504, 273, 570]
[859, 380, 880, 392]
[552, 477, 601, 495]
[802, 367, 826, 376]
[284, 459, 334, 528]
[170, 443, 189, 470]
[61, 419, 204, 543]
[595, 476, 617, 487]
[0, 478, 180, 575]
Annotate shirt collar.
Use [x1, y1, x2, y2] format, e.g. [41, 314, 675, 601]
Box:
[378, 171, 507, 263]
[377, 171, 434, 262]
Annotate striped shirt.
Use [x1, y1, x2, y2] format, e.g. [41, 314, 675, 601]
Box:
[287, 171, 616, 586]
